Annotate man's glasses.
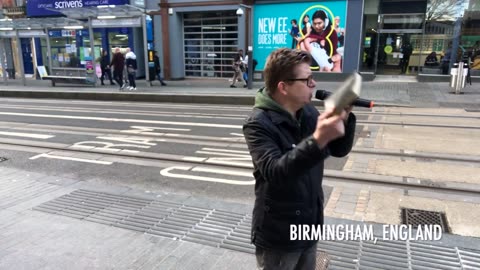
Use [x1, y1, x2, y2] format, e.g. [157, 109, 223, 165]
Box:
[285, 75, 314, 87]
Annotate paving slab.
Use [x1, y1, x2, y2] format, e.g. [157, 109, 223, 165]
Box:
[1, 78, 480, 109]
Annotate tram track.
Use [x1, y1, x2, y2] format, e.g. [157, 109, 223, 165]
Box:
[1, 135, 479, 197]
[0, 120, 479, 163]
[0, 102, 479, 196]
[2, 100, 480, 118]
[0, 103, 479, 130]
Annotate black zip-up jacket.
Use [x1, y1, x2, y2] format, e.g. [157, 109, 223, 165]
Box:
[100, 55, 110, 69]
[243, 88, 356, 251]
[154, 55, 161, 73]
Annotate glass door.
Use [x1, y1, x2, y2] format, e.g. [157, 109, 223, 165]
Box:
[375, 14, 424, 75]
[376, 32, 414, 75]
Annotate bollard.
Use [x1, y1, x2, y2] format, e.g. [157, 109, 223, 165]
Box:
[450, 62, 468, 94]
[456, 62, 464, 94]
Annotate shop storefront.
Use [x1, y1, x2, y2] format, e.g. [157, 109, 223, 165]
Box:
[359, 0, 480, 79]
[165, 3, 246, 80]
[26, 0, 135, 71]
[37, 27, 132, 70]
[0, 17, 87, 85]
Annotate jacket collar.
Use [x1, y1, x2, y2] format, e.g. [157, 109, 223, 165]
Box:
[267, 105, 313, 130]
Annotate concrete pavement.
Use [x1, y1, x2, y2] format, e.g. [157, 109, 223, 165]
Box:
[0, 75, 479, 108]
[1, 167, 480, 269]
[1, 76, 480, 269]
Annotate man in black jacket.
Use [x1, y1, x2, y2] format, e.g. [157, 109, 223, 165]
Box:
[99, 49, 115, 86]
[243, 48, 356, 269]
[153, 51, 167, 86]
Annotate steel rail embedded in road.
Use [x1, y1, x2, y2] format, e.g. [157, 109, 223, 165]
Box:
[357, 120, 480, 130]
[1, 120, 479, 163]
[1, 101, 479, 130]
[352, 111, 480, 120]
[1, 139, 479, 196]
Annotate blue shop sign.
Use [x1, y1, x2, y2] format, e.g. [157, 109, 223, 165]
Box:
[146, 15, 153, 42]
[27, 0, 129, 17]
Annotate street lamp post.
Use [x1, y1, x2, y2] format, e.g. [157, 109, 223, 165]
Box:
[237, 4, 253, 90]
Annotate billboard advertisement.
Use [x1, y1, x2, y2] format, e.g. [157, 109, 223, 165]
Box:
[254, 1, 347, 72]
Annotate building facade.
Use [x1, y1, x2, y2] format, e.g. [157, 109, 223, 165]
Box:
[158, 0, 479, 81]
[1, 0, 479, 82]
[1, 0, 147, 79]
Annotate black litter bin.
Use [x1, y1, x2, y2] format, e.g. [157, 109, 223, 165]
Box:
[148, 62, 156, 81]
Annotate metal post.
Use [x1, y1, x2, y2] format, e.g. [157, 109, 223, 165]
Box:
[0, 39, 8, 83]
[142, 14, 150, 86]
[455, 61, 464, 94]
[15, 30, 26, 86]
[247, 7, 253, 90]
[31, 37, 38, 79]
[45, 28, 53, 75]
[88, 17, 97, 85]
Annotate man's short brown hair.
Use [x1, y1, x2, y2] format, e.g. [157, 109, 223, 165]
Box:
[263, 48, 312, 95]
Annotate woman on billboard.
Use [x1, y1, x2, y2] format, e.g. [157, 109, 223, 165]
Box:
[298, 9, 342, 72]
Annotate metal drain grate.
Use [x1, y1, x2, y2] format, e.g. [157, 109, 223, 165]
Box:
[401, 208, 450, 233]
[33, 189, 254, 254]
[34, 190, 480, 269]
[0, 157, 7, 162]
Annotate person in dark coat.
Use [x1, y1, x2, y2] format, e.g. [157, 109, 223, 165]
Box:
[424, 52, 439, 67]
[153, 51, 167, 86]
[100, 49, 114, 85]
[242, 48, 356, 269]
[230, 49, 246, 88]
[110, 47, 125, 90]
[400, 41, 413, 74]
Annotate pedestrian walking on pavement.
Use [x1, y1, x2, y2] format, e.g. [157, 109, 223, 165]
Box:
[230, 49, 246, 88]
[125, 48, 137, 91]
[110, 47, 125, 90]
[99, 49, 115, 86]
[242, 54, 258, 85]
[242, 48, 356, 270]
[153, 51, 167, 86]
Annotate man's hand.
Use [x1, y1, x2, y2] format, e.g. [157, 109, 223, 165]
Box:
[312, 107, 348, 148]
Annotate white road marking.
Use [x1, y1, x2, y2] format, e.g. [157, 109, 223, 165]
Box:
[1, 99, 252, 112]
[205, 158, 253, 168]
[30, 153, 112, 165]
[196, 151, 252, 159]
[182, 157, 206, 162]
[96, 136, 158, 146]
[123, 126, 191, 133]
[70, 142, 141, 153]
[160, 166, 255, 185]
[0, 104, 247, 119]
[0, 131, 54, 139]
[200, 148, 250, 154]
[194, 147, 253, 168]
[191, 167, 253, 177]
[0, 112, 242, 129]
